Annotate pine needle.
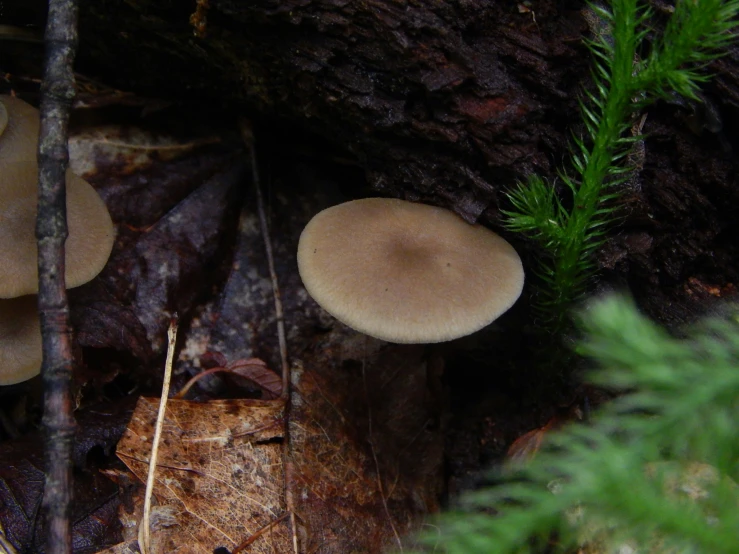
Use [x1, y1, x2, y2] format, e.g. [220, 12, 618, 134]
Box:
[139, 317, 179, 554]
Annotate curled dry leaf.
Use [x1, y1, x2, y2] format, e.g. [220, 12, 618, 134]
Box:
[228, 358, 282, 399]
[507, 401, 589, 464]
[506, 421, 554, 464]
[174, 358, 281, 400]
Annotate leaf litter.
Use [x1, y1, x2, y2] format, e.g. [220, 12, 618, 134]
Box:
[0, 98, 245, 550]
[0, 97, 445, 553]
[101, 133, 444, 552]
[104, 337, 443, 553]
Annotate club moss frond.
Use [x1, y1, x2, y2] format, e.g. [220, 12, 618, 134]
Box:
[412, 296, 739, 553]
[503, 0, 739, 330]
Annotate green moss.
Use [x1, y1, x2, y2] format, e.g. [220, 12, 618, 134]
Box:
[414, 295, 739, 553]
[503, 0, 739, 331]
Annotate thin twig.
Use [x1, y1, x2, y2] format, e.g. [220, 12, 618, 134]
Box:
[239, 120, 298, 553]
[36, 1, 80, 553]
[231, 512, 291, 553]
[174, 359, 279, 400]
[239, 121, 289, 395]
[139, 317, 179, 554]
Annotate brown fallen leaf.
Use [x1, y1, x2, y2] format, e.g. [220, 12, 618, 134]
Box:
[176, 358, 282, 400]
[506, 419, 556, 463]
[114, 397, 289, 553]
[228, 359, 282, 399]
[506, 401, 588, 463]
[69, 118, 232, 229]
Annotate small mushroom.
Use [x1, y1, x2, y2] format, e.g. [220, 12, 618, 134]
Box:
[0, 160, 115, 298]
[0, 95, 116, 385]
[297, 198, 524, 343]
[0, 94, 41, 163]
[0, 296, 42, 386]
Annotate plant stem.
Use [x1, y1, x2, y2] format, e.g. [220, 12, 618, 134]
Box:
[566, 1, 638, 287]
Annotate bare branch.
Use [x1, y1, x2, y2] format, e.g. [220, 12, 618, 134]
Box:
[36, 1, 80, 552]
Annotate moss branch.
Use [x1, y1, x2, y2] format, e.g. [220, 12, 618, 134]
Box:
[504, 0, 739, 331]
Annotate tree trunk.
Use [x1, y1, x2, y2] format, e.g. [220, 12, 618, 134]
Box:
[6, 0, 739, 319]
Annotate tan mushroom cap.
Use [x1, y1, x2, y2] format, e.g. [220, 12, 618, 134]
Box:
[0, 95, 40, 163]
[0, 160, 115, 298]
[297, 198, 525, 343]
[0, 296, 42, 385]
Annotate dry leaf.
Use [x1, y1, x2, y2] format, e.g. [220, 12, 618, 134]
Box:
[73, 161, 245, 360]
[0, 400, 133, 552]
[69, 125, 218, 176]
[506, 420, 554, 463]
[115, 397, 289, 553]
[228, 359, 282, 399]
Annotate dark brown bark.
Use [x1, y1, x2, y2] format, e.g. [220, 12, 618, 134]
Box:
[68, 0, 586, 220]
[69, 0, 739, 325]
[2, 1, 731, 335]
[36, 1, 80, 552]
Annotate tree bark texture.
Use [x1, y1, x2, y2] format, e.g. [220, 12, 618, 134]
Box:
[75, 0, 591, 220]
[6, 0, 737, 324]
[37, 1, 79, 552]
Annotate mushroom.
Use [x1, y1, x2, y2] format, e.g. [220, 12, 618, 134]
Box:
[0, 296, 42, 386]
[0, 95, 115, 384]
[0, 94, 41, 163]
[297, 198, 524, 343]
[0, 160, 116, 298]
